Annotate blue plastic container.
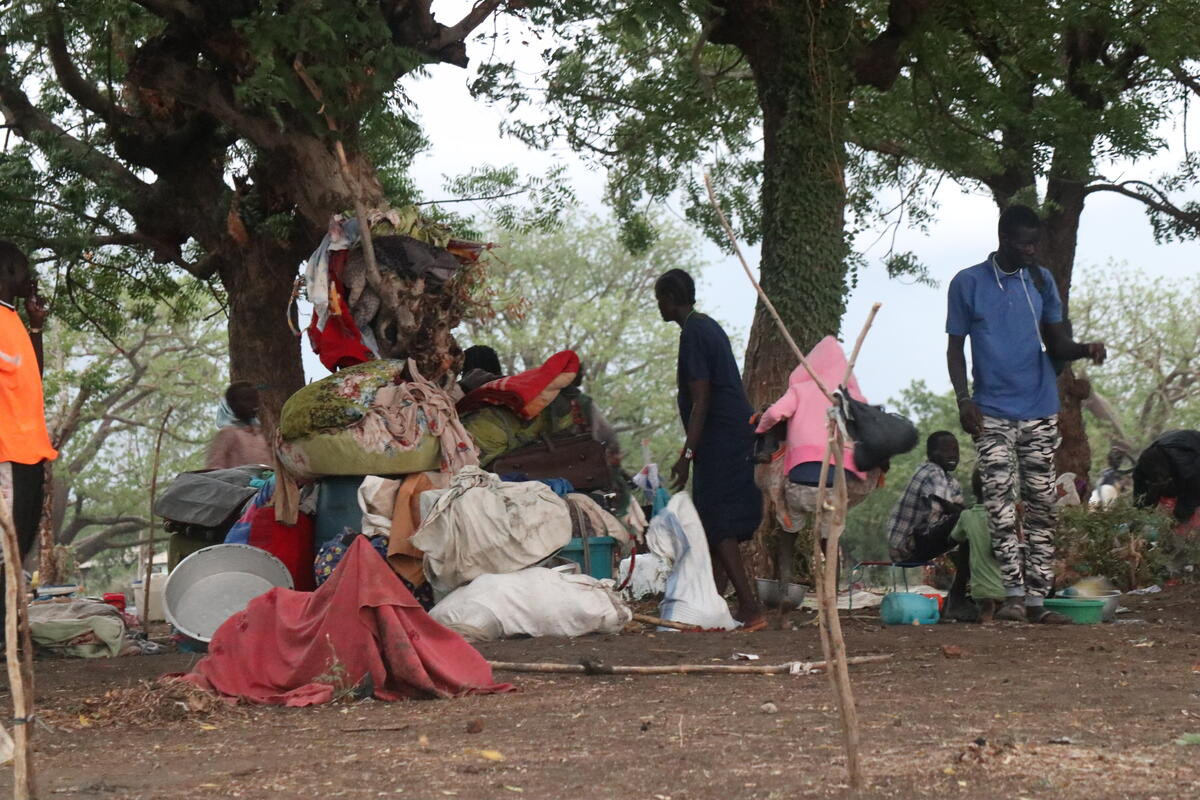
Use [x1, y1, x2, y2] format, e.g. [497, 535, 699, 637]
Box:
[314, 476, 365, 548]
[880, 592, 940, 626]
[559, 536, 617, 580]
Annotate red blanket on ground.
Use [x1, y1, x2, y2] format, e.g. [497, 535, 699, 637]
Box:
[457, 349, 580, 420]
[180, 537, 512, 706]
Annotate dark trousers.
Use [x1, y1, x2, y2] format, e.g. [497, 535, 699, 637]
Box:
[908, 512, 961, 563]
[1, 461, 46, 629]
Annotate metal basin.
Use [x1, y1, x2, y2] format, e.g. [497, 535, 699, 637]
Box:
[164, 544, 293, 642]
[755, 578, 808, 609]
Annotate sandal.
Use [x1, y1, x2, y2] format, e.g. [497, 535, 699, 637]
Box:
[739, 617, 768, 632]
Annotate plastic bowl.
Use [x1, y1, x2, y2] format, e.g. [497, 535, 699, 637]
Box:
[755, 578, 808, 609]
[1062, 587, 1122, 622]
[163, 544, 293, 642]
[1042, 597, 1105, 624]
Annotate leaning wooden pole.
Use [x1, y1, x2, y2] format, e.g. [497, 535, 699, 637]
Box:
[825, 427, 865, 789]
[1, 493, 36, 799]
[140, 406, 174, 629]
[708, 170, 872, 791]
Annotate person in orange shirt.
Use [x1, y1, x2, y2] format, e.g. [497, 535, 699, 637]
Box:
[0, 241, 58, 621]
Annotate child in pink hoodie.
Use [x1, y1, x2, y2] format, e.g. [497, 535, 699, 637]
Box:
[754, 336, 880, 533]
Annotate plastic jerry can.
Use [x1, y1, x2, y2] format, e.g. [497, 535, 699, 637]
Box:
[880, 592, 940, 626]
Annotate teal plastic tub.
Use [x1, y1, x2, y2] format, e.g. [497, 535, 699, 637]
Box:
[1042, 597, 1104, 624]
[559, 536, 617, 580]
[880, 592, 940, 626]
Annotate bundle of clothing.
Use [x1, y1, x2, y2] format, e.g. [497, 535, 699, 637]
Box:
[29, 599, 165, 658]
[304, 208, 489, 377]
[277, 358, 478, 479]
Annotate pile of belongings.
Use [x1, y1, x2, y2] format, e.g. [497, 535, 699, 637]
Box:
[456, 350, 623, 500]
[457, 350, 584, 467]
[304, 207, 489, 378]
[180, 537, 514, 706]
[304, 467, 633, 641]
[29, 599, 165, 658]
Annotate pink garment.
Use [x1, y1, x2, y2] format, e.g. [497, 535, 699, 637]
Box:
[754, 336, 867, 478]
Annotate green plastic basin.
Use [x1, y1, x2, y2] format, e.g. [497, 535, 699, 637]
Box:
[1043, 597, 1105, 624]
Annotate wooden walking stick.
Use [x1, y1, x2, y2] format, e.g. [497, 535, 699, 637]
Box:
[1, 483, 36, 799]
[140, 406, 174, 629]
[705, 171, 879, 791]
[488, 654, 891, 676]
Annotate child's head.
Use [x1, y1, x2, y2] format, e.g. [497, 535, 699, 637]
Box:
[971, 468, 984, 504]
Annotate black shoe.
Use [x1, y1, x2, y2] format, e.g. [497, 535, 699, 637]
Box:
[994, 597, 1027, 622]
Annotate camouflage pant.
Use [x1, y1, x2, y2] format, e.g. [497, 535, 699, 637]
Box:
[976, 415, 1060, 598]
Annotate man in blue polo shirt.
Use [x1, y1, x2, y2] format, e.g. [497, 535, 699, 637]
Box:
[946, 205, 1106, 624]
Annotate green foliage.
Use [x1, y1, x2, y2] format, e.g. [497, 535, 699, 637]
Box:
[1055, 501, 1176, 591]
[459, 209, 721, 467]
[471, 4, 763, 250]
[435, 164, 577, 238]
[850, 0, 1200, 241]
[232, 0, 424, 130]
[1072, 265, 1200, 472]
[41, 290, 228, 590]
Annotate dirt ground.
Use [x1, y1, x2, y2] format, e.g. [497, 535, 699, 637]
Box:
[3, 586, 1199, 800]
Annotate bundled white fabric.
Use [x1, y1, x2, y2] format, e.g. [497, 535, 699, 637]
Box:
[430, 568, 632, 641]
[617, 551, 671, 599]
[645, 493, 739, 630]
[357, 476, 399, 538]
[411, 466, 572, 593]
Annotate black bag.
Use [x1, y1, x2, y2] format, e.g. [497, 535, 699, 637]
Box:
[837, 391, 918, 471]
[752, 418, 787, 464]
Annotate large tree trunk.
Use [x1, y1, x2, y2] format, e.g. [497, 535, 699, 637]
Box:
[1043, 175, 1092, 491]
[713, 1, 855, 580]
[220, 237, 310, 430]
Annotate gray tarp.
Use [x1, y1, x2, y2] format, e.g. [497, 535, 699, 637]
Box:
[153, 466, 265, 527]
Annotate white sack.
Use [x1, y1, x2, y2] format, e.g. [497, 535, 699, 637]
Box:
[411, 466, 572, 593]
[430, 568, 632, 641]
[617, 551, 671, 599]
[645, 493, 739, 630]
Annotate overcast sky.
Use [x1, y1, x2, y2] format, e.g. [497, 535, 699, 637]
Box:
[306, 7, 1198, 406]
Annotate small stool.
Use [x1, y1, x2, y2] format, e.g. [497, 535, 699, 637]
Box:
[847, 560, 935, 611]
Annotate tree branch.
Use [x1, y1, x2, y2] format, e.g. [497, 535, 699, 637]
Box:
[0, 40, 148, 197]
[426, 0, 505, 67]
[854, 0, 934, 90]
[131, 0, 202, 25]
[72, 521, 151, 561]
[44, 4, 118, 119]
[1087, 180, 1200, 234]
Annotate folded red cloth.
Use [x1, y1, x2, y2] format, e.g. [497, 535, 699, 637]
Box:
[179, 536, 513, 706]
